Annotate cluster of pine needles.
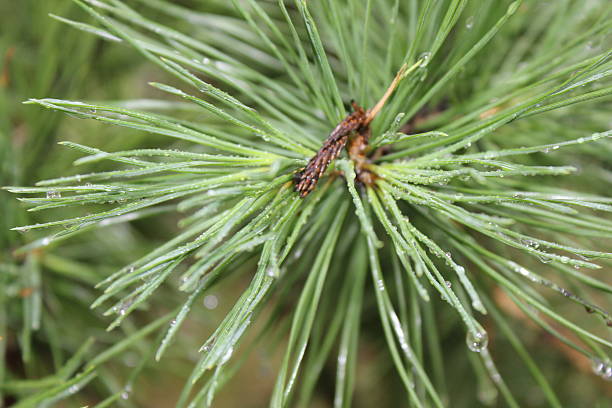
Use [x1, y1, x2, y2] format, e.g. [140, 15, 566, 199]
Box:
[2, 0, 612, 407]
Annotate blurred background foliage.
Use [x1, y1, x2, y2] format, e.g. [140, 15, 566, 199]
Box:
[0, 1, 611, 407]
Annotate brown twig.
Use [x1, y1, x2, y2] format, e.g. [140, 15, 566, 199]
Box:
[294, 60, 423, 197]
[294, 102, 367, 197]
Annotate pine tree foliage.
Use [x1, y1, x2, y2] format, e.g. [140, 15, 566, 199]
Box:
[3, 0, 612, 406]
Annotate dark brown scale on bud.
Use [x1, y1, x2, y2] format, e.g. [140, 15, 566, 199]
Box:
[294, 102, 367, 197]
[294, 61, 422, 197]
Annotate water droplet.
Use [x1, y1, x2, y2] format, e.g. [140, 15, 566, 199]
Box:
[41, 237, 51, 246]
[202, 57, 210, 64]
[418, 52, 432, 68]
[445, 280, 452, 288]
[466, 329, 489, 353]
[536, 253, 552, 263]
[203, 295, 218, 309]
[592, 358, 612, 380]
[376, 279, 385, 292]
[466, 16, 474, 29]
[121, 391, 130, 400]
[220, 347, 234, 364]
[293, 248, 304, 259]
[46, 190, 61, 199]
[68, 385, 79, 394]
[266, 265, 278, 278]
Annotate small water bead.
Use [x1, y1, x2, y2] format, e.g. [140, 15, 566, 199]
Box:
[376, 279, 385, 292]
[265, 265, 278, 278]
[466, 329, 489, 353]
[418, 52, 432, 68]
[520, 238, 540, 249]
[465, 16, 475, 30]
[220, 346, 234, 364]
[68, 385, 79, 394]
[592, 358, 612, 380]
[293, 248, 304, 259]
[46, 190, 61, 199]
[536, 253, 552, 264]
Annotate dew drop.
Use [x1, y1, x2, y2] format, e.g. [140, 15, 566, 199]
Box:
[466, 329, 489, 353]
[266, 266, 278, 278]
[68, 385, 79, 394]
[536, 253, 552, 264]
[220, 347, 234, 364]
[591, 358, 612, 380]
[418, 52, 432, 68]
[465, 16, 474, 29]
[376, 279, 385, 292]
[46, 190, 61, 199]
[293, 248, 304, 259]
